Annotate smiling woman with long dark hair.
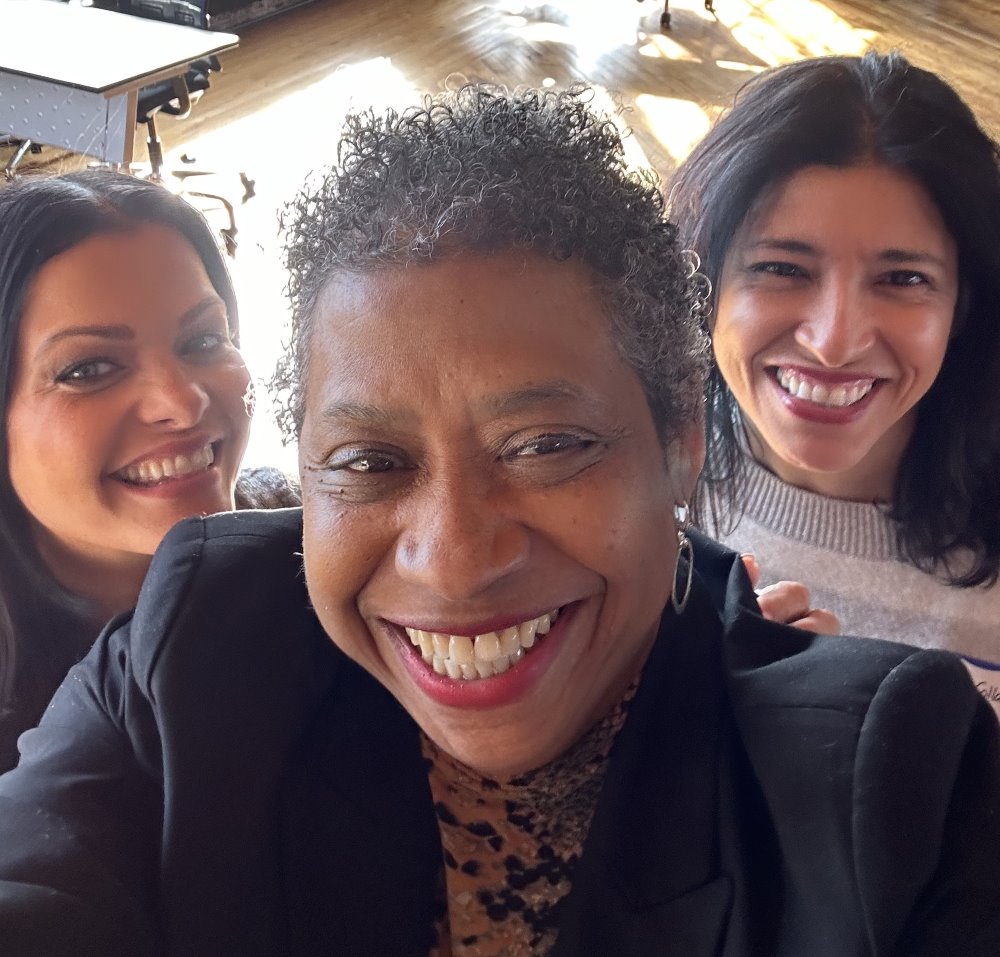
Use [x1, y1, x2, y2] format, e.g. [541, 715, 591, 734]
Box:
[670, 53, 1000, 686]
[0, 89, 997, 956]
[0, 171, 254, 770]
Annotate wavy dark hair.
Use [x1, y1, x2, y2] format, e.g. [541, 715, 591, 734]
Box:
[0, 170, 239, 753]
[670, 51, 1000, 587]
[272, 84, 709, 450]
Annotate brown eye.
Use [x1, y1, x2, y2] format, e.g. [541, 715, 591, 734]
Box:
[343, 453, 397, 473]
[182, 331, 228, 356]
[512, 433, 595, 457]
[882, 270, 929, 287]
[326, 447, 410, 474]
[56, 358, 120, 384]
[749, 261, 806, 279]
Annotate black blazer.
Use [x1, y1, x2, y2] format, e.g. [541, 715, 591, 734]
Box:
[0, 509, 997, 957]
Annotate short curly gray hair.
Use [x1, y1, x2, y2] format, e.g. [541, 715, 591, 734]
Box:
[272, 84, 708, 446]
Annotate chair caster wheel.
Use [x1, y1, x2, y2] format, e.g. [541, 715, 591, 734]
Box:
[660, 11, 671, 27]
[705, 0, 715, 11]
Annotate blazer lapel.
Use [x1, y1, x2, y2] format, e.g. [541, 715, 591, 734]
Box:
[153, 550, 341, 957]
[552, 579, 734, 956]
[279, 658, 442, 957]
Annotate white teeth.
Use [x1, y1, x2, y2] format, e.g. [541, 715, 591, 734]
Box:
[449, 635, 474, 665]
[474, 632, 501, 662]
[475, 659, 495, 679]
[776, 368, 874, 408]
[404, 607, 562, 682]
[498, 626, 521, 657]
[520, 618, 538, 648]
[117, 443, 215, 486]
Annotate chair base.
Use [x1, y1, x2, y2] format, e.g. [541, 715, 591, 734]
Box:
[3, 138, 43, 180]
[143, 115, 253, 257]
[660, 0, 715, 29]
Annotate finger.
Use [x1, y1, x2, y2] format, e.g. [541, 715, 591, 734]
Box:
[755, 580, 811, 624]
[740, 553, 761, 589]
[790, 608, 841, 636]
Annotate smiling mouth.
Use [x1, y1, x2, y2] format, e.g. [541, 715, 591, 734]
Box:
[114, 442, 217, 487]
[775, 367, 876, 408]
[405, 607, 561, 681]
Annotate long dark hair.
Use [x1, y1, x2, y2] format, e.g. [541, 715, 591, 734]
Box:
[0, 171, 239, 715]
[670, 51, 1000, 587]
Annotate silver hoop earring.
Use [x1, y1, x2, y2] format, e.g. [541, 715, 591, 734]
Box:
[671, 502, 694, 614]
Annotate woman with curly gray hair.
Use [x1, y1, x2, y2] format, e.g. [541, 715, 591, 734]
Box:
[0, 86, 996, 957]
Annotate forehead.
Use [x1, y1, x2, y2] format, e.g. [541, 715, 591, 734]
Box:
[742, 163, 954, 251]
[303, 253, 650, 440]
[302, 252, 643, 424]
[19, 225, 213, 335]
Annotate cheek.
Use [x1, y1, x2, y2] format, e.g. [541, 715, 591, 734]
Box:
[710, 293, 750, 373]
[301, 493, 389, 619]
[906, 318, 953, 382]
[7, 398, 101, 489]
[568, 467, 676, 596]
[6, 401, 108, 538]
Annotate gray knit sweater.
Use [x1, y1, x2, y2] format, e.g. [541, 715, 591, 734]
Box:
[705, 454, 1000, 681]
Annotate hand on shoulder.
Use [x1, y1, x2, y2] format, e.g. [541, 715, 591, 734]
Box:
[741, 553, 841, 635]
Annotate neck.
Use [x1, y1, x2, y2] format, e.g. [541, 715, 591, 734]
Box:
[744, 413, 915, 504]
[32, 528, 151, 623]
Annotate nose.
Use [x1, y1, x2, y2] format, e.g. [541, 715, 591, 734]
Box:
[794, 280, 876, 367]
[136, 360, 210, 429]
[394, 474, 531, 602]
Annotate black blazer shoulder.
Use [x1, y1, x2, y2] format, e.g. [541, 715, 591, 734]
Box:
[1, 511, 998, 956]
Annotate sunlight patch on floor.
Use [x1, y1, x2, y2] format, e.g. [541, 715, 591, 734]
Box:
[498, 0, 656, 74]
[634, 94, 711, 165]
[715, 0, 877, 66]
[637, 31, 703, 62]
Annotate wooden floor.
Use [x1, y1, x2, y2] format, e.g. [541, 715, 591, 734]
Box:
[4, 0, 999, 467]
[168, 0, 1000, 180]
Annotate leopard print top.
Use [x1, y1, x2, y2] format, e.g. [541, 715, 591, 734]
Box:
[423, 686, 636, 956]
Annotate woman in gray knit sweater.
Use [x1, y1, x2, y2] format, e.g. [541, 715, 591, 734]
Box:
[670, 52, 1000, 712]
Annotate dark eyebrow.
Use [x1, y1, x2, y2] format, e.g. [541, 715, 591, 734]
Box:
[318, 381, 595, 428]
[318, 402, 404, 428]
[36, 324, 133, 359]
[481, 380, 589, 417]
[747, 238, 949, 269]
[746, 238, 818, 256]
[36, 295, 226, 359]
[177, 295, 228, 326]
[877, 248, 950, 269]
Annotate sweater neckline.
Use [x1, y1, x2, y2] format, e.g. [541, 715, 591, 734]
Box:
[734, 452, 902, 561]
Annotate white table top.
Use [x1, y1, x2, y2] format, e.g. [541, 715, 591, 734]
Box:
[0, 0, 238, 94]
